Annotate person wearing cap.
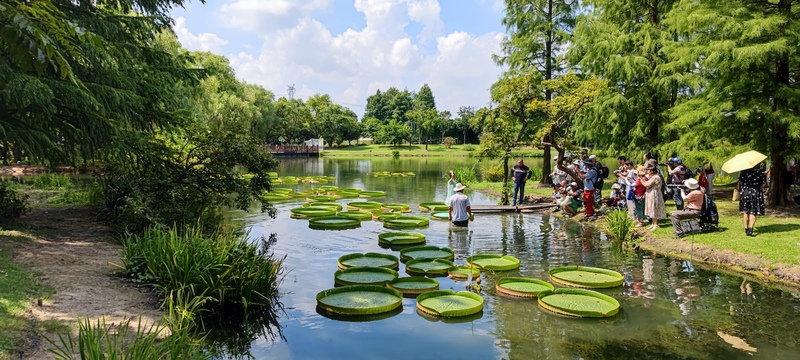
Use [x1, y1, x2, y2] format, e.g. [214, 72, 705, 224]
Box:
[669, 178, 705, 238]
[606, 183, 625, 208]
[559, 181, 583, 216]
[448, 183, 474, 227]
[549, 156, 568, 185]
[588, 154, 605, 201]
[580, 160, 598, 218]
[511, 158, 532, 206]
[666, 157, 687, 210]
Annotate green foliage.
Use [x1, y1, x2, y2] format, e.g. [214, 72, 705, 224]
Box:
[605, 209, 635, 242]
[482, 164, 505, 182]
[529, 167, 543, 182]
[32, 173, 73, 190]
[392, 150, 400, 159]
[47, 317, 209, 360]
[375, 120, 412, 146]
[713, 174, 733, 186]
[121, 225, 284, 308]
[463, 144, 476, 152]
[442, 137, 456, 149]
[0, 183, 28, 222]
[455, 165, 478, 185]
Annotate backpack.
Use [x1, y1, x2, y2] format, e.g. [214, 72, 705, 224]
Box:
[660, 174, 673, 201]
[698, 172, 709, 189]
[597, 162, 610, 179]
[683, 165, 695, 180]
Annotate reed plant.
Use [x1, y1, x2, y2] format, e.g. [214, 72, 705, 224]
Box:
[605, 209, 635, 242]
[121, 226, 284, 308]
[47, 318, 210, 360]
[454, 165, 478, 184]
[713, 174, 733, 186]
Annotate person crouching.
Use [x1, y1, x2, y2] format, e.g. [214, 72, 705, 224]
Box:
[669, 178, 705, 238]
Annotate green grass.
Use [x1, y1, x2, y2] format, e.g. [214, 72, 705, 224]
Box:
[647, 192, 800, 266]
[0, 232, 54, 358]
[323, 144, 473, 157]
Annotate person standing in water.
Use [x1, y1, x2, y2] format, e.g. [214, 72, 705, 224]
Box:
[445, 170, 456, 205]
[448, 183, 474, 227]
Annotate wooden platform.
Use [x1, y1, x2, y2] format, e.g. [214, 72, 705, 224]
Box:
[471, 204, 554, 213]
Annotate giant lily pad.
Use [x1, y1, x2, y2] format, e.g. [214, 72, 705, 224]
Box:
[496, 277, 555, 298]
[334, 191, 361, 199]
[416, 290, 484, 318]
[359, 191, 386, 198]
[382, 203, 411, 212]
[347, 201, 383, 211]
[373, 213, 401, 222]
[448, 266, 480, 280]
[290, 207, 337, 219]
[383, 216, 430, 229]
[399, 246, 454, 262]
[405, 259, 454, 276]
[537, 288, 620, 318]
[431, 212, 449, 221]
[307, 195, 337, 202]
[261, 193, 290, 202]
[377, 232, 426, 246]
[386, 277, 439, 297]
[429, 205, 450, 212]
[419, 202, 446, 212]
[269, 187, 293, 194]
[334, 267, 399, 286]
[466, 254, 520, 271]
[302, 202, 343, 211]
[316, 285, 403, 315]
[403, 172, 416, 177]
[337, 211, 374, 221]
[338, 253, 399, 270]
[549, 266, 624, 289]
[308, 216, 361, 230]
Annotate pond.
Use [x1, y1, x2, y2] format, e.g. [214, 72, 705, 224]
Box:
[236, 157, 800, 360]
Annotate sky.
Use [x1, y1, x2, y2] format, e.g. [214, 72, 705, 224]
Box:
[170, 0, 508, 116]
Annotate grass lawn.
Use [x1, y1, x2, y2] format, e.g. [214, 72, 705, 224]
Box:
[0, 230, 54, 357]
[323, 144, 546, 158]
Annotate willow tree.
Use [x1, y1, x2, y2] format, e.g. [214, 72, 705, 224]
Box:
[495, 0, 578, 185]
[662, 0, 800, 208]
[568, 0, 680, 153]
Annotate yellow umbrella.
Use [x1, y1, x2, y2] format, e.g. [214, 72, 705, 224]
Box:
[721, 150, 767, 173]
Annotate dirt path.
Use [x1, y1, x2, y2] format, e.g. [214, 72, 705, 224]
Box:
[11, 206, 161, 358]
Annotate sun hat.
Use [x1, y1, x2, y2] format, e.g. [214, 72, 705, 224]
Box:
[685, 178, 699, 189]
[611, 183, 621, 190]
[572, 160, 581, 166]
[588, 154, 597, 160]
[553, 156, 558, 160]
[454, 183, 467, 192]
[570, 182, 578, 186]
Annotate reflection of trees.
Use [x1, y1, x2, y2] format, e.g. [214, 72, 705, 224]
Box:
[201, 303, 284, 359]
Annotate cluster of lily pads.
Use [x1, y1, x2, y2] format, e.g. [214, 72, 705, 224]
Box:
[366, 171, 416, 177]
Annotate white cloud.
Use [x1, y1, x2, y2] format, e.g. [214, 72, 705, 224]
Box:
[220, 1, 503, 114]
[220, 0, 332, 32]
[173, 17, 229, 53]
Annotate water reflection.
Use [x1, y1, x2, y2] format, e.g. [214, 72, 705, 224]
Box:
[237, 158, 800, 360]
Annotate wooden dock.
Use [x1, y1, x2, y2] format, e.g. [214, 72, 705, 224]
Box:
[471, 204, 554, 213]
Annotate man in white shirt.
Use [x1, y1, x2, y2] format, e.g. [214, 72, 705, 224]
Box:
[448, 183, 474, 227]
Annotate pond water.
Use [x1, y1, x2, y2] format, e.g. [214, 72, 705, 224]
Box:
[236, 157, 800, 360]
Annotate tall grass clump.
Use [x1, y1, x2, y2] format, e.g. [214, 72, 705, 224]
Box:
[454, 165, 478, 184]
[605, 209, 635, 242]
[32, 173, 74, 190]
[713, 174, 734, 186]
[47, 318, 210, 360]
[121, 225, 284, 308]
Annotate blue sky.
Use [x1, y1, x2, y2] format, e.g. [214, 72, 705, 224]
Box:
[171, 0, 507, 115]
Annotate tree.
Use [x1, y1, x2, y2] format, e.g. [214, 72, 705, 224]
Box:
[364, 90, 391, 123]
[495, 0, 578, 185]
[274, 98, 312, 144]
[408, 108, 439, 150]
[415, 84, 436, 111]
[375, 120, 412, 146]
[568, 0, 680, 154]
[454, 106, 478, 144]
[662, 0, 800, 208]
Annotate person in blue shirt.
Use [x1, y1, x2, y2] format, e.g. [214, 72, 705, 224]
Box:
[581, 160, 598, 217]
[511, 158, 532, 206]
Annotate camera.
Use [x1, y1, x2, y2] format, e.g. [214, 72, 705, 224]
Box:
[658, 163, 668, 166]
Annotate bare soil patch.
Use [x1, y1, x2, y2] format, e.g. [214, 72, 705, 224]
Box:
[9, 206, 161, 359]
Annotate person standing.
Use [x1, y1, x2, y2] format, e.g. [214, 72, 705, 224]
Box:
[669, 179, 705, 238]
[581, 160, 598, 218]
[704, 162, 715, 195]
[445, 170, 456, 206]
[642, 165, 667, 230]
[633, 165, 647, 227]
[738, 165, 766, 236]
[448, 183, 474, 227]
[511, 158, 531, 206]
[666, 157, 687, 210]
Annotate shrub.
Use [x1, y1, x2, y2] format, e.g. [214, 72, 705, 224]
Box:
[463, 144, 476, 152]
[605, 209, 635, 242]
[529, 167, 543, 181]
[713, 174, 733, 186]
[442, 137, 456, 149]
[121, 226, 284, 308]
[455, 165, 478, 185]
[0, 182, 28, 223]
[392, 150, 400, 159]
[32, 173, 74, 190]
[481, 164, 505, 182]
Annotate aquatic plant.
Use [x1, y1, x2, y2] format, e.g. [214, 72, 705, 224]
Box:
[605, 209, 635, 242]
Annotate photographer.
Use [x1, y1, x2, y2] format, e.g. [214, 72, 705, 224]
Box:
[665, 157, 687, 210]
[559, 181, 583, 217]
[669, 179, 705, 238]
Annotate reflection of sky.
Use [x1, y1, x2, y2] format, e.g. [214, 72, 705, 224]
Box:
[239, 158, 800, 360]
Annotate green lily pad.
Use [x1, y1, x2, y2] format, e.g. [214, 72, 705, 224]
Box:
[269, 187, 293, 194]
[403, 172, 416, 177]
[405, 259, 454, 276]
[347, 201, 383, 211]
[496, 277, 555, 298]
[318, 185, 339, 192]
[386, 277, 439, 297]
[419, 202, 446, 212]
[334, 267, 399, 286]
[302, 202, 343, 211]
[359, 190, 387, 198]
[537, 288, 620, 318]
[431, 212, 449, 220]
[335, 191, 361, 199]
[549, 266, 624, 289]
[338, 253, 399, 270]
[429, 205, 450, 212]
[448, 266, 480, 280]
[399, 246, 455, 262]
[261, 193, 290, 202]
[466, 254, 520, 271]
[337, 211, 374, 221]
[316, 285, 403, 315]
[383, 216, 430, 229]
[416, 290, 484, 318]
[342, 188, 363, 193]
[307, 195, 337, 202]
[382, 203, 410, 212]
[308, 216, 361, 230]
[377, 232, 426, 246]
[290, 207, 337, 218]
[373, 213, 401, 222]
[279, 177, 299, 184]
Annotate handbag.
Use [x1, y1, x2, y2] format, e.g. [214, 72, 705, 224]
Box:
[733, 187, 740, 201]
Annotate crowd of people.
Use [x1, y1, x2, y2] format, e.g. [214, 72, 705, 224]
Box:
[549, 151, 736, 238]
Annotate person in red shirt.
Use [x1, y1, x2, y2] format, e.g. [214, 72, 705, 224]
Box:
[669, 178, 705, 238]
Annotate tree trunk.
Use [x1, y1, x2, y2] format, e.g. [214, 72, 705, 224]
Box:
[502, 155, 510, 205]
[766, 45, 792, 208]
